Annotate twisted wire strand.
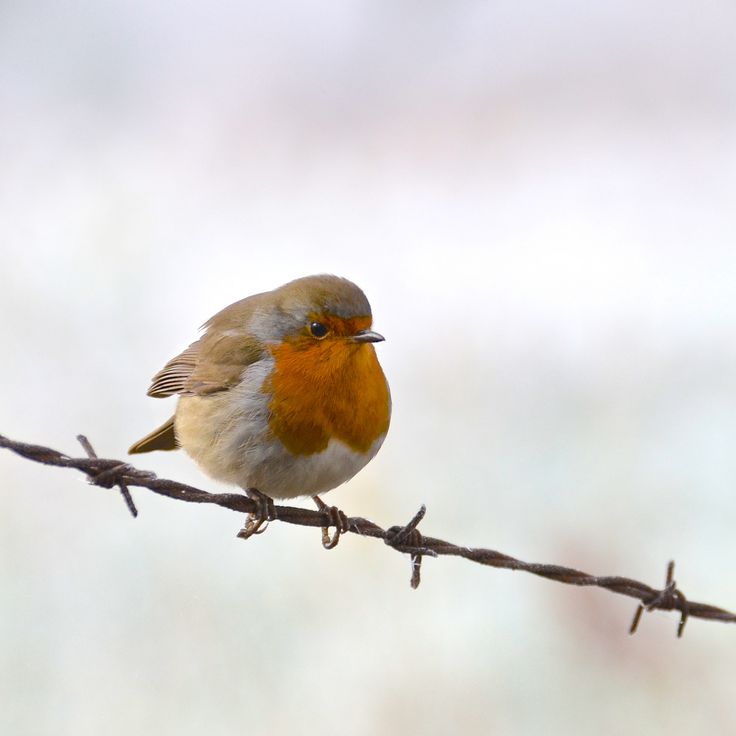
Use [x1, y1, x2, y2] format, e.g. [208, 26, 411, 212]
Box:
[2, 432, 734, 635]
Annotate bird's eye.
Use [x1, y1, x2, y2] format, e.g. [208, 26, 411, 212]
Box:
[309, 321, 329, 339]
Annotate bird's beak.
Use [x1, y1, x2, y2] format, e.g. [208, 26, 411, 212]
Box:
[351, 329, 385, 344]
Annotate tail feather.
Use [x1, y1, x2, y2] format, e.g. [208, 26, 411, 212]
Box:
[129, 417, 179, 454]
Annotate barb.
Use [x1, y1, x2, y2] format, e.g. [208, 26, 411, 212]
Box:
[2, 432, 734, 636]
[76, 434, 138, 518]
[629, 560, 690, 638]
[385, 505, 436, 589]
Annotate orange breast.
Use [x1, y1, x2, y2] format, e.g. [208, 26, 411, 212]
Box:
[264, 338, 390, 456]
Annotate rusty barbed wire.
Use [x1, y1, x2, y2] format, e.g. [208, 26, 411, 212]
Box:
[2, 432, 734, 637]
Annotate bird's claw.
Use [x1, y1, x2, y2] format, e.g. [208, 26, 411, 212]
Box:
[237, 488, 277, 540]
[313, 495, 350, 550]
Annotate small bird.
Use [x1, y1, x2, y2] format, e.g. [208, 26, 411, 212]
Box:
[129, 274, 391, 546]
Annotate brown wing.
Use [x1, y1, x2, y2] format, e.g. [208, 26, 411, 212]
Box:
[129, 300, 267, 455]
[147, 343, 200, 397]
[147, 294, 268, 397]
[147, 335, 265, 399]
[182, 332, 265, 395]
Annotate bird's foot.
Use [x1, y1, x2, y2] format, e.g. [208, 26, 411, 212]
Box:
[312, 495, 350, 550]
[237, 488, 277, 540]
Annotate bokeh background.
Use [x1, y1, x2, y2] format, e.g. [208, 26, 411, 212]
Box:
[2, 1, 736, 734]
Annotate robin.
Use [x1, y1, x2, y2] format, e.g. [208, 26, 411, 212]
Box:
[129, 274, 391, 547]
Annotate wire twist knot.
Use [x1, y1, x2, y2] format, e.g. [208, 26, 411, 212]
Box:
[629, 561, 690, 637]
[384, 505, 437, 588]
[76, 435, 139, 517]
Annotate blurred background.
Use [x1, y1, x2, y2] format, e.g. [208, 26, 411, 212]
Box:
[2, 1, 735, 734]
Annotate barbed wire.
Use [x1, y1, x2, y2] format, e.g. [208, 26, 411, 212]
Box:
[2, 432, 734, 637]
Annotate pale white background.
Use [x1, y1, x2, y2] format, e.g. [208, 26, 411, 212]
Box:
[2, 2, 735, 734]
